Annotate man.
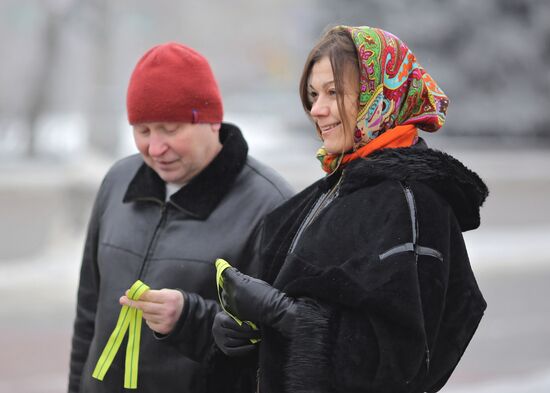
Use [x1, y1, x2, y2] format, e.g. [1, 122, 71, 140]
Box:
[68, 42, 293, 393]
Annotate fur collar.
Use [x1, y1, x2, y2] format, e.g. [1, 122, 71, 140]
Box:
[123, 123, 248, 219]
[338, 145, 489, 231]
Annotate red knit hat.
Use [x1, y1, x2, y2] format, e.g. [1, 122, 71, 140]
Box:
[127, 42, 223, 125]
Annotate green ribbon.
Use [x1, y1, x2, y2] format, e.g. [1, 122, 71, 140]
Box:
[92, 280, 150, 389]
[215, 258, 260, 343]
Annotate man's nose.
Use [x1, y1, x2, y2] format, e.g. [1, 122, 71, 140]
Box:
[148, 133, 168, 157]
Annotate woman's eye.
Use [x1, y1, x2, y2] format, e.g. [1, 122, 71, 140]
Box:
[308, 91, 318, 105]
[328, 89, 337, 96]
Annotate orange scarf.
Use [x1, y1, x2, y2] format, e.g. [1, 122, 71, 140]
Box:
[317, 124, 418, 173]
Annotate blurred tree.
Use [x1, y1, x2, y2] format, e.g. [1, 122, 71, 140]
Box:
[24, 1, 62, 157]
[85, 0, 118, 157]
[21, 0, 83, 157]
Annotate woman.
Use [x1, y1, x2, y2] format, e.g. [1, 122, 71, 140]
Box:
[211, 25, 488, 393]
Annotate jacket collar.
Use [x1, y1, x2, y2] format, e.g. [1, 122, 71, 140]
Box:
[123, 123, 248, 219]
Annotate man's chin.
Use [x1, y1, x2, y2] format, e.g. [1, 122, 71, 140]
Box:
[156, 170, 179, 183]
[158, 171, 192, 185]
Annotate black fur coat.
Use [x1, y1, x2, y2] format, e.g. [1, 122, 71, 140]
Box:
[209, 145, 488, 393]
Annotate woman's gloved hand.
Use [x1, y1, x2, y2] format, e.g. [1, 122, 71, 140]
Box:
[221, 268, 297, 336]
[212, 311, 260, 356]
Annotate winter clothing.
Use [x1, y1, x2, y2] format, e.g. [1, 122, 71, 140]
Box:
[127, 42, 223, 125]
[212, 141, 488, 393]
[221, 266, 298, 337]
[212, 311, 260, 357]
[348, 25, 448, 139]
[68, 123, 293, 393]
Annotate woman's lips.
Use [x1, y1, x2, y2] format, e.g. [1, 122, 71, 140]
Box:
[320, 121, 341, 134]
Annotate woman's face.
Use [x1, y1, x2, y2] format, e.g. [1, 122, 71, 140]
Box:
[307, 56, 358, 154]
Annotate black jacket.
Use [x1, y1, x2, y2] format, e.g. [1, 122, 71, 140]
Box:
[68, 124, 293, 393]
[211, 144, 488, 393]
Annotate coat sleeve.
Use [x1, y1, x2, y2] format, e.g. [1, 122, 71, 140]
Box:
[68, 179, 107, 393]
[283, 183, 460, 393]
[152, 291, 221, 362]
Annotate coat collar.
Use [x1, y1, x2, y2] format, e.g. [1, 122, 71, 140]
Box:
[318, 139, 429, 192]
[123, 123, 248, 219]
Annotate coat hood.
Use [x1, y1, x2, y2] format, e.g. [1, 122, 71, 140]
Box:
[339, 146, 489, 232]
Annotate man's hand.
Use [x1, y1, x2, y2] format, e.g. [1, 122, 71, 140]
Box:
[120, 288, 184, 335]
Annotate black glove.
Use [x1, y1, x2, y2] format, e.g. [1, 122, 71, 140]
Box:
[212, 311, 260, 357]
[221, 268, 297, 336]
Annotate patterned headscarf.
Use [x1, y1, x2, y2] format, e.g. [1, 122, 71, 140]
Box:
[317, 25, 449, 173]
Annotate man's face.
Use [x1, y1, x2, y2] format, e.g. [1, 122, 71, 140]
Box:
[133, 122, 222, 185]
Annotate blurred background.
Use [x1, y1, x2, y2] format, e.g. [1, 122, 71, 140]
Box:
[0, 0, 549, 392]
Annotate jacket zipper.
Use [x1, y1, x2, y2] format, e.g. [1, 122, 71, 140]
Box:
[137, 202, 167, 279]
[288, 174, 343, 254]
[256, 175, 343, 392]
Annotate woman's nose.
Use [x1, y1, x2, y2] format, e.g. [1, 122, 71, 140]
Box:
[310, 98, 330, 118]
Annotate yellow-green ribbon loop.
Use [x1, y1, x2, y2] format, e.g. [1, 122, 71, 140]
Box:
[92, 280, 150, 389]
[215, 259, 260, 343]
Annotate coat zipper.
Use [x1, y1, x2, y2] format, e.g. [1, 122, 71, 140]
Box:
[256, 175, 343, 392]
[288, 174, 343, 254]
[137, 202, 167, 279]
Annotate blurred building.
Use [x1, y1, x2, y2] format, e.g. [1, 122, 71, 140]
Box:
[1, 0, 549, 160]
